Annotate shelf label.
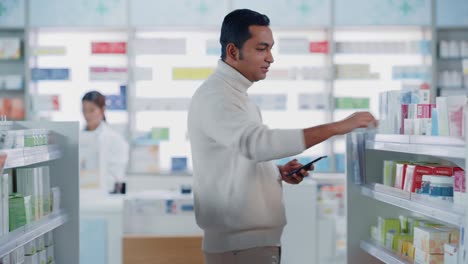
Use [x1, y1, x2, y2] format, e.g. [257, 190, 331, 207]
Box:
[278, 38, 309, 54]
[172, 68, 214, 80]
[250, 94, 287, 111]
[32, 95, 60, 111]
[31, 68, 70, 81]
[134, 38, 186, 55]
[89, 66, 128, 82]
[91, 42, 126, 54]
[309, 41, 329, 54]
[134, 67, 153, 81]
[135, 98, 191, 111]
[33, 46, 66, 56]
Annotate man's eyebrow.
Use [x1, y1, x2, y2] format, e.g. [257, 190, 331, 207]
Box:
[257, 42, 274, 47]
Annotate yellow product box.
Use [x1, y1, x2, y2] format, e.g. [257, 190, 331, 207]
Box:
[378, 217, 401, 244]
[400, 241, 415, 259]
[414, 226, 450, 254]
[397, 238, 414, 257]
[386, 232, 413, 251]
[415, 248, 443, 264]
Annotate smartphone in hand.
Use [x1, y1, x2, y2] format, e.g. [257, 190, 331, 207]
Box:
[285, 156, 327, 177]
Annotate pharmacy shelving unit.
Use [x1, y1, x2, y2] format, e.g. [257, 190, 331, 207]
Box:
[28, 28, 129, 132]
[126, 26, 345, 175]
[346, 132, 467, 264]
[435, 26, 468, 96]
[0, 27, 29, 121]
[332, 26, 433, 169]
[0, 121, 79, 264]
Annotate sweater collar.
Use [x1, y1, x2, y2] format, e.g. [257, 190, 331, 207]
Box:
[215, 60, 253, 93]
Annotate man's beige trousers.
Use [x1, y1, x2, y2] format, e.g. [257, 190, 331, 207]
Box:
[204, 246, 280, 264]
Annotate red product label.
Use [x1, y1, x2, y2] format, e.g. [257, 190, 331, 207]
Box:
[91, 42, 127, 54]
[411, 165, 434, 192]
[408, 165, 463, 192]
[52, 95, 60, 110]
[309, 41, 328, 53]
[433, 166, 463, 176]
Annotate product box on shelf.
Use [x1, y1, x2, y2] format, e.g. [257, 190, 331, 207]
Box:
[377, 217, 400, 244]
[413, 226, 451, 254]
[444, 243, 458, 264]
[415, 248, 443, 264]
[385, 232, 413, 251]
[400, 240, 415, 259]
[8, 194, 27, 231]
[23, 253, 38, 264]
[453, 170, 466, 205]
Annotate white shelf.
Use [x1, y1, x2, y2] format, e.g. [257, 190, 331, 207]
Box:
[0, 211, 68, 258]
[361, 184, 465, 226]
[308, 173, 345, 183]
[360, 240, 412, 264]
[366, 134, 465, 159]
[2, 144, 61, 169]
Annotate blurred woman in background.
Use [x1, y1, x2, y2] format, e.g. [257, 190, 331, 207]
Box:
[80, 90, 129, 194]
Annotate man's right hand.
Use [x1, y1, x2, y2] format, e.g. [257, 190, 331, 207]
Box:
[335, 112, 378, 135]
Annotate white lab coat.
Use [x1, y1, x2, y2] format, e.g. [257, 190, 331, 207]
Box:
[80, 122, 129, 192]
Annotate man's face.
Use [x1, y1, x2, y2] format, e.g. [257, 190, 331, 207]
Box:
[235, 25, 274, 82]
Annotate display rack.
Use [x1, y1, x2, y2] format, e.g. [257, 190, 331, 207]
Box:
[0, 211, 68, 258]
[346, 131, 467, 263]
[332, 27, 433, 166]
[435, 27, 468, 96]
[360, 239, 412, 264]
[0, 27, 28, 121]
[0, 121, 79, 263]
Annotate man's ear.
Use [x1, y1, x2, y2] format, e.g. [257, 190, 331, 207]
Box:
[226, 43, 239, 61]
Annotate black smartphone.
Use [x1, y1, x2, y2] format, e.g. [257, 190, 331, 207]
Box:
[285, 156, 328, 177]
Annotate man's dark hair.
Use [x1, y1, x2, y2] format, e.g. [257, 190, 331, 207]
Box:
[220, 9, 270, 60]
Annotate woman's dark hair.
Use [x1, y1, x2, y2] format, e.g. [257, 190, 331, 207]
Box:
[220, 9, 270, 60]
[82, 90, 106, 121]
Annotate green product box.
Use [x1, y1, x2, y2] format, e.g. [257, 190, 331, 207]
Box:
[383, 160, 396, 186]
[378, 217, 401, 244]
[151, 127, 170, 141]
[386, 232, 413, 251]
[9, 194, 27, 231]
[335, 97, 370, 109]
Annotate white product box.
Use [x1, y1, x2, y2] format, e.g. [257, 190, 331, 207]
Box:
[45, 232, 54, 247]
[51, 187, 60, 212]
[38, 250, 46, 264]
[23, 254, 38, 264]
[46, 245, 54, 264]
[444, 243, 458, 264]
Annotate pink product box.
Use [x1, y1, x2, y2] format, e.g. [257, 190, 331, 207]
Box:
[416, 104, 436, 119]
[454, 171, 466, 193]
[400, 104, 409, 134]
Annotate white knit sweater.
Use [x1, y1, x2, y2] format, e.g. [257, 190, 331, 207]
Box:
[187, 60, 306, 253]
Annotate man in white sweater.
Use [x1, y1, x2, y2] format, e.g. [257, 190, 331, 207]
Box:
[188, 9, 377, 264]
